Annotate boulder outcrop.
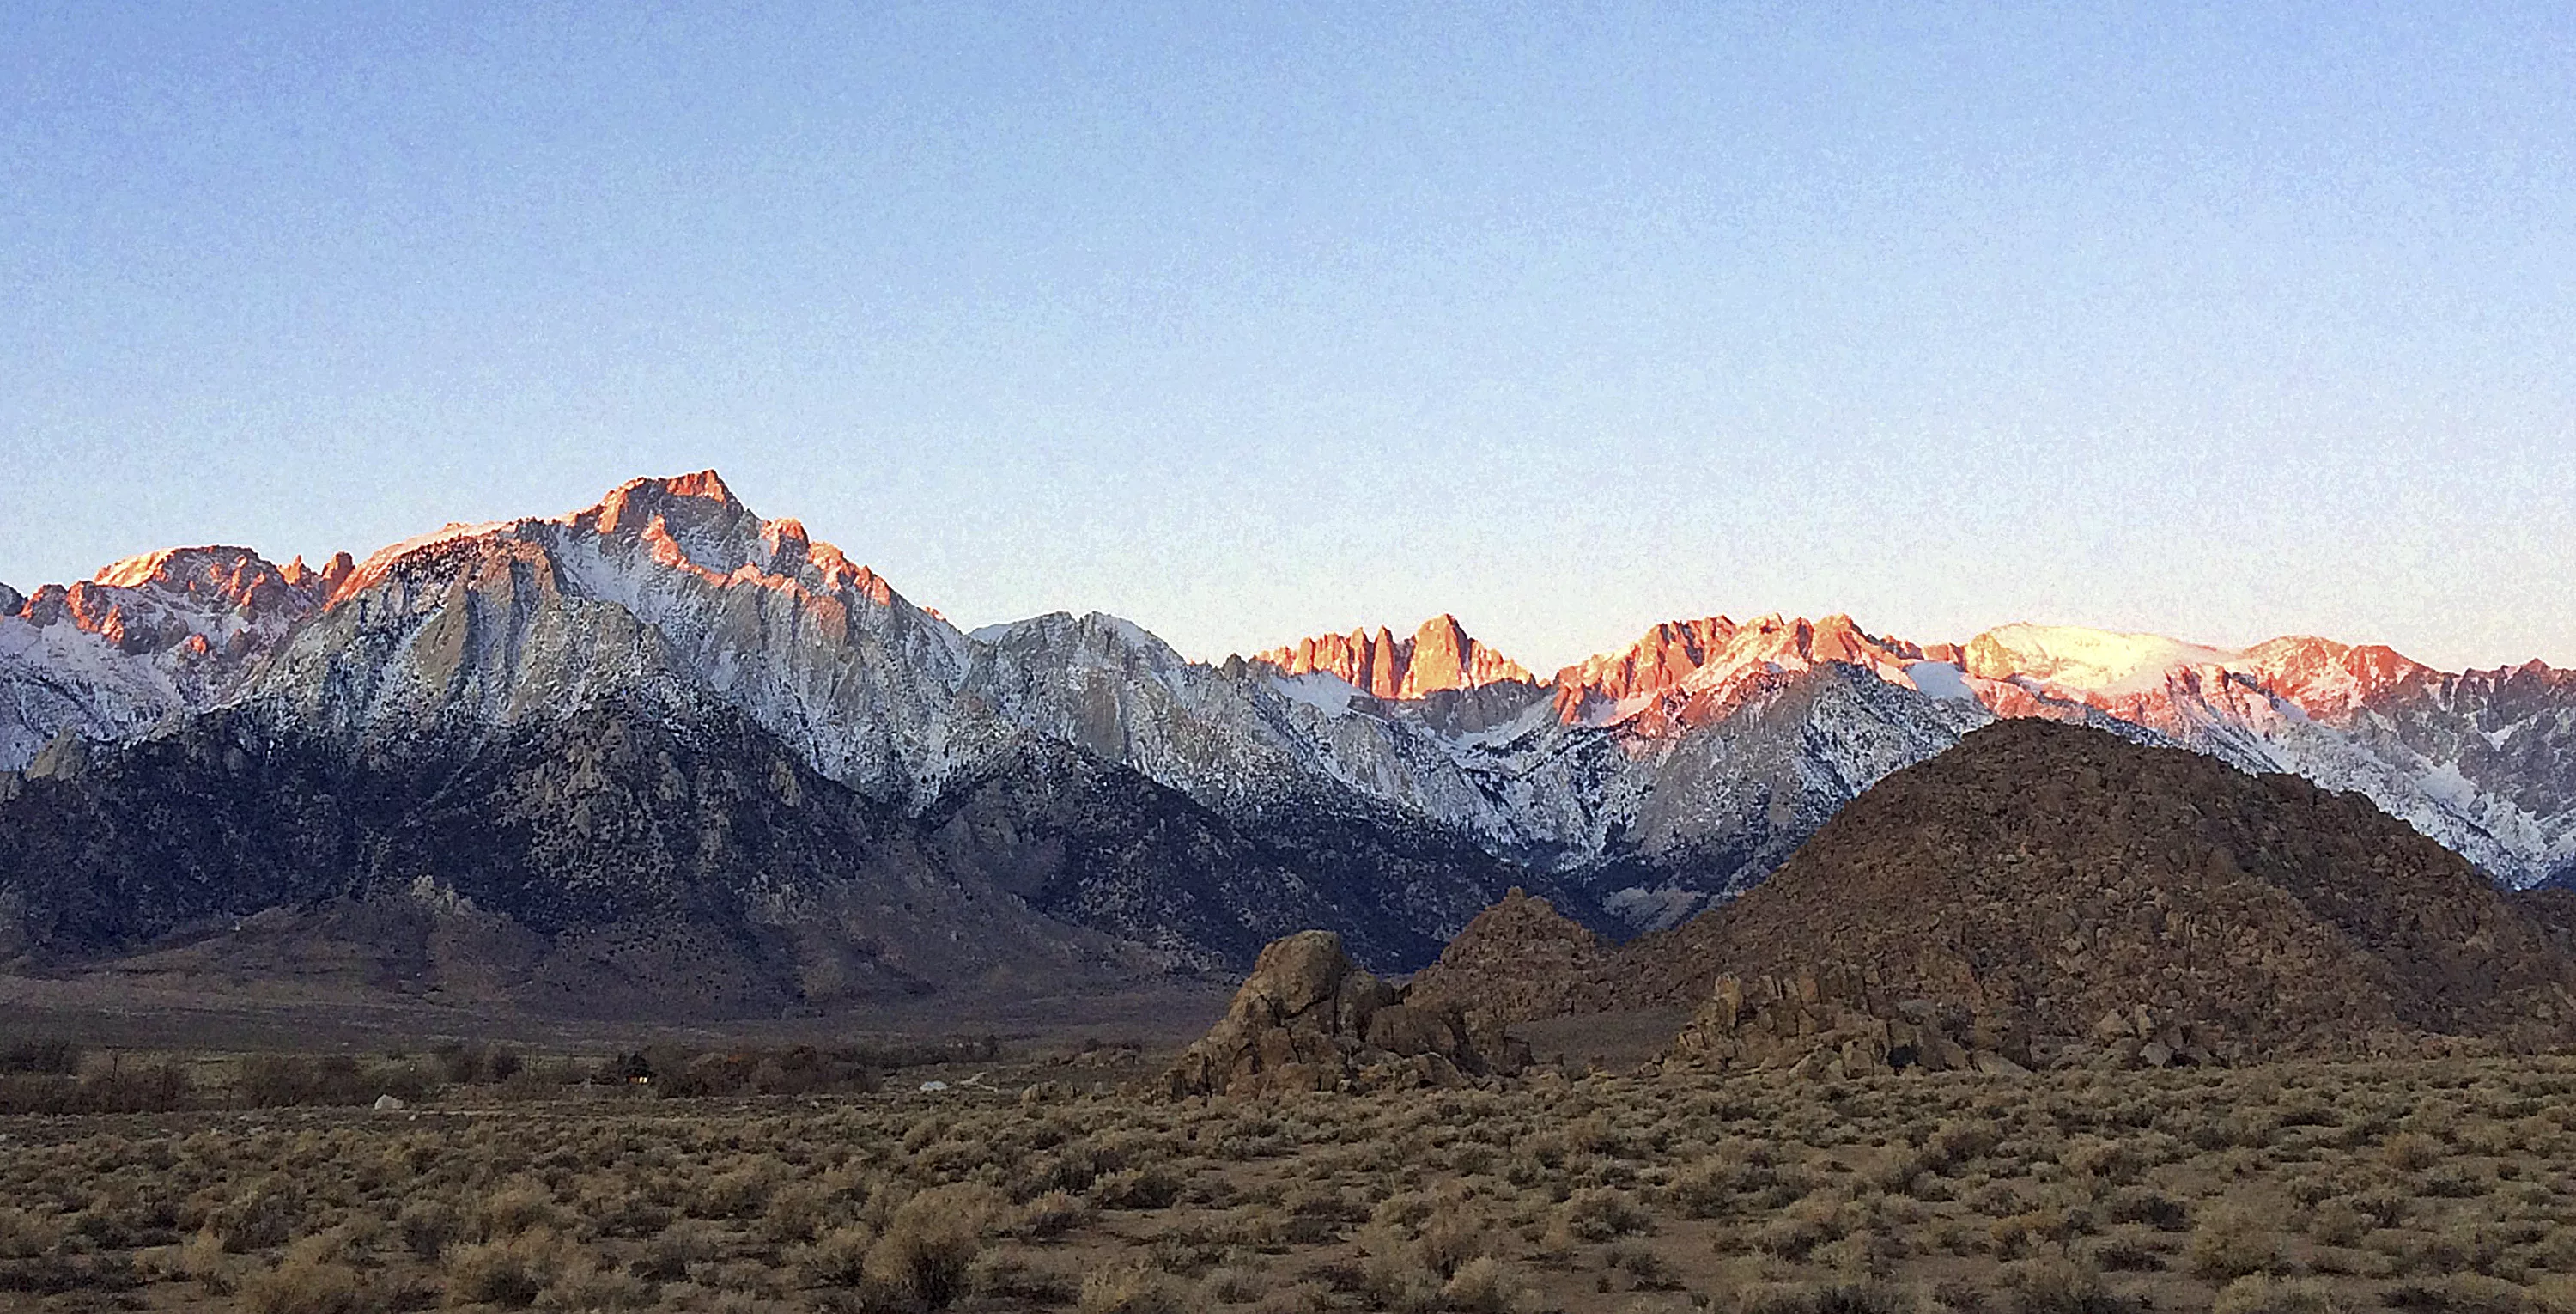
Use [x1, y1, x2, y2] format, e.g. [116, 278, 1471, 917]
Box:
[1403, 887, 1610, 1021]
[1164, 930, 1528, 1098]
[1667, 964, 2032, 1080]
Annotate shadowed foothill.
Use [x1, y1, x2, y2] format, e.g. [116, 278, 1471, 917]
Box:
[1417, 721, 2576, 1075]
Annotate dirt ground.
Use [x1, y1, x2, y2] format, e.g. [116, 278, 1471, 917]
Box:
[0, 971, 1239, 1055]
[6, 1041, 2576, 1313]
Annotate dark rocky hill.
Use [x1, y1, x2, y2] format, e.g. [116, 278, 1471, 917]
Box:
[1403, 887, 1613, 1019]
[1416, 720, 2576, 1062]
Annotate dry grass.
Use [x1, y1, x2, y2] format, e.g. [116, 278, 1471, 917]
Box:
[3, 1052, 2576, 1310]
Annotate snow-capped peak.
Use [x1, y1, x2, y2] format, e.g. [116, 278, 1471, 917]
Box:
[1964, 624, 2245, 697]
[1959, 624, 2449, 723]
[1547, 612, 1938, 727]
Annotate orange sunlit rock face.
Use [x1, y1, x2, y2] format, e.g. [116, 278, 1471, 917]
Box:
[38, 547, 339, 657]
[2237, 636, 2443, 719]
[1251, 614, 1536, 698]
[326, 471, 902, 621]
[278, 552, 356, 597]
[661, 469, 737, 503]
[1255, 608, 1961, 731]
[1242, 601, 2512, 747]
[1548, 617, 1738, 717]
[1546, 613, 1934, 729]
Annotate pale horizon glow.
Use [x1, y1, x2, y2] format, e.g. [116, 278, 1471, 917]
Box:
[5, 6, 2573, 675]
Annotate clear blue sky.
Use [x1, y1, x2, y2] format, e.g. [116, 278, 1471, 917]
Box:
[5, 3, 2572, 672]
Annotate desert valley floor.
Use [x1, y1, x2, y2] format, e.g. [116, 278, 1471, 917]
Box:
[7, 1025, 2576, 1314]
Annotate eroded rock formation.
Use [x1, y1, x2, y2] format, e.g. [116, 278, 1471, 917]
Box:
[1666, 964, 2032, 1080]
[1164, 930, 1528, 1098]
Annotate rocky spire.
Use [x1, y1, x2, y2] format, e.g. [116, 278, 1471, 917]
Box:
[1249, 615, 1534, 698]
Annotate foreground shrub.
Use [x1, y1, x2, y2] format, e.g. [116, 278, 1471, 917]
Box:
[2211, 1275, 2337, 1314]
[533, 1257, 653, 1311]
[2000, 1256, 2139, 1314]
[1441, 1256, 1531, 1314]
[1009, 1189, 1091, 1238]
[798, 1224, 875, 1287]
[0, 1209, 62, 1261]
[2383, 1132, 2446, 1173]
[2383, 1273, 2544, 1312]
[208, 1179, 305, 1251]
[1092, 1165, 1183, 1210]
[1672, 1147, 1790, 1219]
[398, 1198, 460, 1260]
[177, 1228, 234, 1295]
[2101, 1186, 2190, 1232]
[2306, 1198, 2370, 1247]
[635, 1219, 723, 1282]
[1724, 1282, 1919, 1314]
[864, 1184, 1002, 1308]
[1558, 1187, 1651, 1241]
[443, 1229, 571, 1308]
[2189, 1208, 2282, 1280]
[1247, 1281, 1335, 1314]
[235, 1256, 368, 1314]
[969, 1250, 1075, 1302]
[476, 1180, 561, 1239]
[1077, 1262, 1188, 1314]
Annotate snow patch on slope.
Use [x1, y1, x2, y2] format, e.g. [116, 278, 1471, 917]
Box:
[1270, 672, 1364, 717]
[1905, 661, 1977, 702]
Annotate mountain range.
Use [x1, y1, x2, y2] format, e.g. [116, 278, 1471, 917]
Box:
[4, 471, 2573, 1011]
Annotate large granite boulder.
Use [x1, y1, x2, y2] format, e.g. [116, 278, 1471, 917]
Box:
[1164, 930, 1529, 1098]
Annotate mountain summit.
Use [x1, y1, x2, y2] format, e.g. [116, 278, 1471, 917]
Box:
[1251, 615, 1537, 699]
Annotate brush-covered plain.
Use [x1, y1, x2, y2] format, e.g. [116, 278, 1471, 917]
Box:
[8, 1050, 2576, 1312]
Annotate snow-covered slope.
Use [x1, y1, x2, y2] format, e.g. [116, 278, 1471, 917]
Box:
[0, 547, 345, 770]
[1966, 624, 2244, 697]
[240, 472, 981, 796]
